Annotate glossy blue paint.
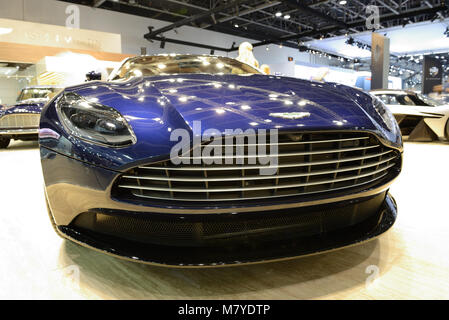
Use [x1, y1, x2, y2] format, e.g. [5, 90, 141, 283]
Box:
[40, 73, 402, 171]
[3, 101, 45, 115]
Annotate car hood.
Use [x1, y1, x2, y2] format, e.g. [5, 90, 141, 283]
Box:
[44, 74, 398, 170]
[72, 74, 388, 131]
[3, 102, 45, 115]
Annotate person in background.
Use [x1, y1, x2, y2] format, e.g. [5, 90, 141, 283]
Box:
[236, 42, 259, 69]
[260, 64, 271, 75]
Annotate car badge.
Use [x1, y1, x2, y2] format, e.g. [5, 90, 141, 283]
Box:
[429, 67, 439, 77]
[269, 112, 311, 119]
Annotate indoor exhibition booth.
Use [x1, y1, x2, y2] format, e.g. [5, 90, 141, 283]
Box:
[0, 0, 448, 301]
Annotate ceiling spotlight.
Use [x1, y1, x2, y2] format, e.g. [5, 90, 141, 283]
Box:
[234, 24, 239, 28]
[339, 0, 347, 4]
[275, 12, 282, 17]
[284, 14, 291, 20]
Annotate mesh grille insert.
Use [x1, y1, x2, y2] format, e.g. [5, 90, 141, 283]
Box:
[0, 114, 40, 129]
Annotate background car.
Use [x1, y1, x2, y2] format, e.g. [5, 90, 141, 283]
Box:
[40, 54, 402, 267]
[0, 86, 61, 148]
[370, 89, 449, 142]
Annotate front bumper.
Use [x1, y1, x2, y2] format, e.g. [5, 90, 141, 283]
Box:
[0, 128, 39, 136]
[42, 147, 399, 267]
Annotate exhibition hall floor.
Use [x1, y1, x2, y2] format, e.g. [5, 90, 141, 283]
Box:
[1, 140, 448, 299]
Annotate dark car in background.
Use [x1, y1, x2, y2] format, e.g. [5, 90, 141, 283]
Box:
[0, 86, 61, 148]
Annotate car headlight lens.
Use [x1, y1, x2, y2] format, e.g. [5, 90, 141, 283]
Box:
[56, 92, 136, 147]
[371, 94, 399, 133]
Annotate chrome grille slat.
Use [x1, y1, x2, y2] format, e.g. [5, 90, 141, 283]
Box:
[179, 145, 379, 160]
[140, 150, 394, 171]
[0, 114, 40, 129]
[200, 136, 370, 147]
[128, 172, 390, 202]
[114, 132, 400, 203]
[122, 156, 397, 183]
[118, 162, 395, 193]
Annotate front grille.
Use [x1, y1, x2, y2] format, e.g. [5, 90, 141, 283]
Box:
[0, 114, 40, 129]
[72, 191, 386, 247]
[114, 132, 400, 203]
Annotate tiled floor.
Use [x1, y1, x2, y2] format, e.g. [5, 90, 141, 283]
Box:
[0, 140, 448, 299]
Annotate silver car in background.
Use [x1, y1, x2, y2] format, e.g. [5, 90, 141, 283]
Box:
[371, 89, 449, 142]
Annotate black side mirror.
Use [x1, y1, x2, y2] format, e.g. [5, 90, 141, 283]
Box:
[85, 71, 102, 82]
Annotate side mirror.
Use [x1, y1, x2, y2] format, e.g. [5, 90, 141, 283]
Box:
[85, 71, 102, 82]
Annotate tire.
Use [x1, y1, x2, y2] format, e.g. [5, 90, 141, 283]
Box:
[0, 137, 10, 149]
[445, 119, 449, 142]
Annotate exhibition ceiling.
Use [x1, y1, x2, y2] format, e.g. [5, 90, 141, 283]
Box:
[56, 0, 448, 51]
[306, 18, 449, 58]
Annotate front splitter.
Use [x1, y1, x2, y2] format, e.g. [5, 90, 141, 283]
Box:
[54, 194, 397, 268]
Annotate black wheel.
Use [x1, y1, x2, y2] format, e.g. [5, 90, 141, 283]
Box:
[445, 119, 449, 142]
[0, 137, 10, 149]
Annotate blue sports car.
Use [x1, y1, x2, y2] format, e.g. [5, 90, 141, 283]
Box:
[0, 86, 61, 148]
[39, 54, 403, 267]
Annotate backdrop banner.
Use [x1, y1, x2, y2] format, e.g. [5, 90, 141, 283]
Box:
[371, 33, 390, 90]
[422, 56, 443, 94]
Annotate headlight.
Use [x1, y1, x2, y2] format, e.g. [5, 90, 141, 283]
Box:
[371, 94, 399, 133]
[56, 92, 136, 147]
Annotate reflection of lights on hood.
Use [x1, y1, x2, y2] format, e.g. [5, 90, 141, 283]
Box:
[284, 100, 293, 105]
[269, 94, 278, 98]
[215, 108, 226, 114]
[169, 89, 177, 93]
[225, 102, 236, 105]
[298, 100, 307, 106]
[213, 83, 222, 88]
[202, 61, 210, 66]
[157, 64, 166, 69]
[179, 96, 188, 102]
[264, 119, 272, 123]
[216, 63, 224, 69]
[133, 70, 143, 77]
[138, 97, 145, 102]
[249, 122, 258, 126]
[241, 105, 251, 110]
[228, 84, 235, 89]
[333, 120, 344, 126]
[39, 128, 60, 140]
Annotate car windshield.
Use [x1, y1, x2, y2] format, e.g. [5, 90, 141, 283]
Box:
[416, 93, 445, 106]
[110, 55, 261, 80]
[375, 93, 435, 107]
[17, 88, 59, 102]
